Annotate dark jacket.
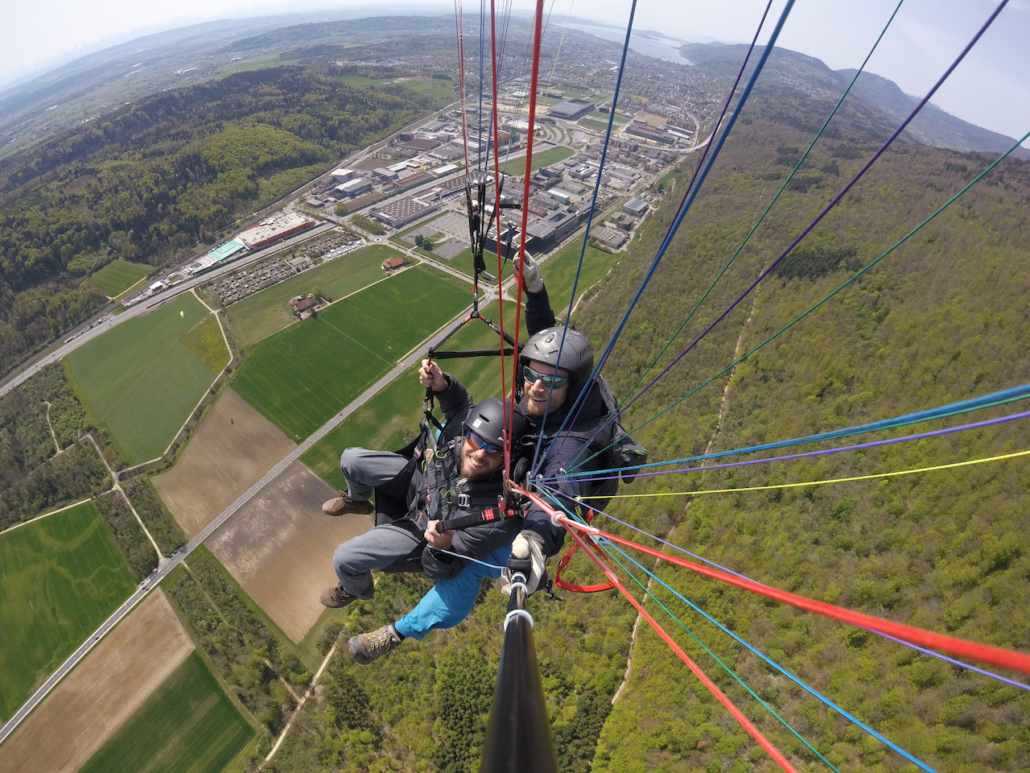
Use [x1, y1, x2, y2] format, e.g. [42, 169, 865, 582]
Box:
[519, 286, 616, 556]
[408, 374, 519, 579]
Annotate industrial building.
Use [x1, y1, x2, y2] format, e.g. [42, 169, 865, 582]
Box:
[185, 238, 248, 275]
[369, 197, 439, 229]
[238, 212, 315, 250]
[549, 99, 595, 121]
[623, 198, 649, 218]
[625, 124, 676, 145]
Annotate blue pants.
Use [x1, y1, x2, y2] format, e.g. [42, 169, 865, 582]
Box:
[395, 543, 512, 640]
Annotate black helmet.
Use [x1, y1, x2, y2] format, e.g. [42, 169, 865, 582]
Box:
[463, 397, 527, 448]
[520, 327, 594, 388]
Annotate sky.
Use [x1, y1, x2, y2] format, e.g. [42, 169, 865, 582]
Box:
[3, 0, 1028, 142]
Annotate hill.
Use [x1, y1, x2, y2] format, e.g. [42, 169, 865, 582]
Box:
[838, 68, 1030, 158]
[680, 42, 1030, 160]
[0, 64, 443, 379]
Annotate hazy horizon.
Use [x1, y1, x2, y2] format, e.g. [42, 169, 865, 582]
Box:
[3, 0, 1028, 143]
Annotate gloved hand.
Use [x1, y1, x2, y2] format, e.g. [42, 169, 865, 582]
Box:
[515, 254, 544, 294]
[501, 530, 547, 596]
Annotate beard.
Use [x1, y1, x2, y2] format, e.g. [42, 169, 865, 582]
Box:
[460, 441, 502, 480]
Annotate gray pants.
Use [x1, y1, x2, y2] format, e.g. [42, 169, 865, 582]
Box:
[340, 447, 409, 501]
[334, 447, 422, 598]
[333, 521, 426, 598]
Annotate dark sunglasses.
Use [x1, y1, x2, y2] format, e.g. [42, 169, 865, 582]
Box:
[523, 364, 569, 389]
[465, 430, 503, 454]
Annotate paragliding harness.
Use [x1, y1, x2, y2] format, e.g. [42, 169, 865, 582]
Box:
[549, 376, 648, 593]
[371, 392, 530, 575]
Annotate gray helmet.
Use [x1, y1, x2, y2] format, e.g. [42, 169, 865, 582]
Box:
[520, 327, 594, 388]
[463, 397, 527, 449]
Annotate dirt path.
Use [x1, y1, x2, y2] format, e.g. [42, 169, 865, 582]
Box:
[611, 292, 757, 705]
[42, 401, 62, 455]
[84, 433, 163, 560]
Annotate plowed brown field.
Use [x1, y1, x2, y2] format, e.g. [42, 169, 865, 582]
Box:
[207, 461, 371, 642]
[153, 388, 296, 538]
[0, 591, 193, 773]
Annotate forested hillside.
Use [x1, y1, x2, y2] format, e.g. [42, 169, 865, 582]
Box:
[260, 83, 1030, 771]
[576, 95, 1030, 768]
[0, 66, 446, 377]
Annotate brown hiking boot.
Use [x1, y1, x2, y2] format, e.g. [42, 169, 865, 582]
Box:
[319, 585, 360, 609]
[349, 624, 403, 665]
[322, 492, 374, 517]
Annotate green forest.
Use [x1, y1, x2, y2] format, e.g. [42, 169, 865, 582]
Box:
[0, 65, 448, 377]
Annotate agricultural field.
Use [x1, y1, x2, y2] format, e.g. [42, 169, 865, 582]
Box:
[152, 389, 296, 538]
[0, 591, 193, 773]
[78, 651, 253, 773]
[232, 265, 471, 441]
[181, 314, 230, 373]
[64, 294, 223, 464]
[85, 259, 152, 298]
[227, 244, 403, 347]
[0, 501, 135, 719]
[502, 145, 574, 177]
[207, 461, 371, 642]
[301, 306, 507, 491]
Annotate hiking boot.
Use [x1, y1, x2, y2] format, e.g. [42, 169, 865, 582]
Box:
[349, 624, 403, 665]
[322, 492, 374, 517]
[319, 585, 360, 609]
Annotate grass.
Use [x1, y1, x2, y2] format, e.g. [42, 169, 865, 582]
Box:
[578, 118, 611, 133]
[64, 293, 216, 464]
[217, 55, 301, 76]
[591, 110, 631, 124]
[502, 146, 575, 177]
[538, 241, 619, 312]
[0, 502, 135, 718]
[227, 244, 403, 347]
[78, 651, 254, 773]
[232, 266, 471, 441]
[86, 260, 152, 298]
[388, 212, 446, 246]
[182, 315, 230, 373]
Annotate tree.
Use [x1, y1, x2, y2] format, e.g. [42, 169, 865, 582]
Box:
[335, 202, 348, 216]
[422, 239, 434, 252]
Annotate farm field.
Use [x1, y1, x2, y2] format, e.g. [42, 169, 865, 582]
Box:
[227, 243, 403, 347]
[502, 145, 574, 177]
[0, 501, 135, 719]
[207, 461, 371, 642]
[85, 259, 152, 298]
[64, 293, 222, 464]
[78, 651, 253, 773]
[181, 314, 230, 372]
[0, 591, 194, 773]
[152, 388, 296, 538]
[300, 241, 620, 488]
[232, 265, 471, 441]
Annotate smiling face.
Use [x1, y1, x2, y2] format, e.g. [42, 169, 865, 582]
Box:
[460, 435, 504, 480]
[522, 359, 571, 416]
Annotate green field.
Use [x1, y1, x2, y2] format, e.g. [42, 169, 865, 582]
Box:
[65, 294, 219, 464]
[578, 118, 612, 133]
[502, 146, 575, 177]
[0, 502, 135, 718]
[300, 241, 619, 486]
[86, 260, 152, 298]
[79, 651, 254, 773]
[301, 300, 513, 489]
[233, 265, 471, 440]
[228, 244, 404, 347]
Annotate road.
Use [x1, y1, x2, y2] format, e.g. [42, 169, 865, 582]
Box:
[0, 223, 334, 400]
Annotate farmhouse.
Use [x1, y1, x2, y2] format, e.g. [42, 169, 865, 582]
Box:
[290, 295, 320, 317]
[382, 256, 408, 271]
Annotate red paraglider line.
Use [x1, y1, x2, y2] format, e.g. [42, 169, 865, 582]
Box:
[562, 524, 799, 772]
[554, 512, 1030, 675]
